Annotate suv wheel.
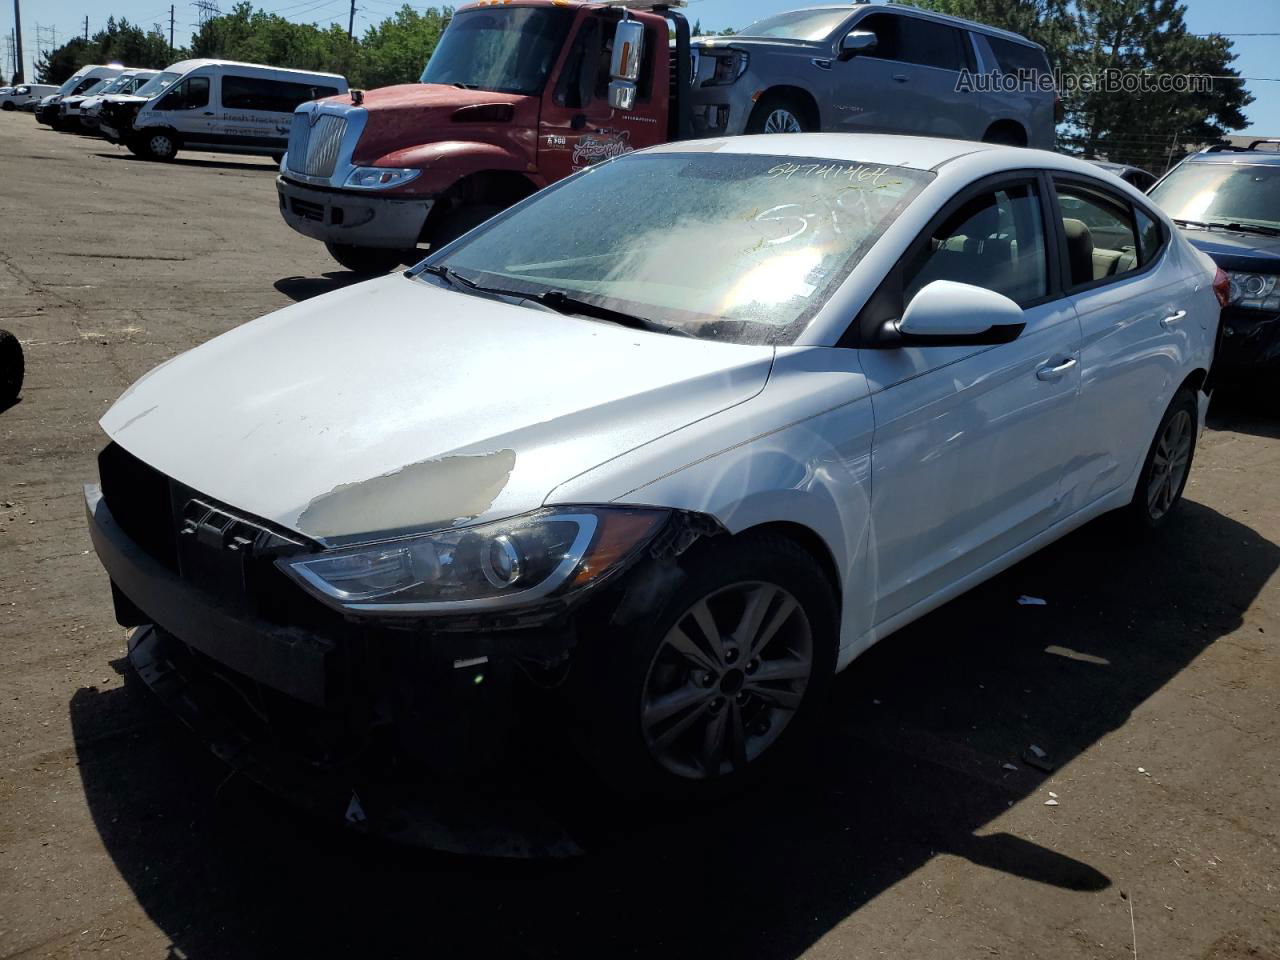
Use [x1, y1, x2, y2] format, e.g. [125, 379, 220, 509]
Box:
[747, 93, 814, 134]
[580, 532, 837, 796]
[0, 330, 25, 407]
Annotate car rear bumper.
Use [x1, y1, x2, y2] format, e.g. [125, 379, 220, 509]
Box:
[276, 176, 435, 249]
[1217, 308, 1280, 373]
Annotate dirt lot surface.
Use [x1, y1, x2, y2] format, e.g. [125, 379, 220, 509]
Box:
[1, 112, 1278, 959]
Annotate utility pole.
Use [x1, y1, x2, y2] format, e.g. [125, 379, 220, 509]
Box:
[12, 0, 24, 82]
[169, 4, 174, 56]
[347, 0, 355, 39]
[83, 15, 88, 41]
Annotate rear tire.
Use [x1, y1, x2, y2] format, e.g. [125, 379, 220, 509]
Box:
[1127, 388, 1199, 529]
[324, 242, 406, 275]
[577, 532, 837, 798]
[982, 122, 1028, 147]
[746, 93, 815, 134]
[0, 330, 25, 407]
[1, 102, 14, 111]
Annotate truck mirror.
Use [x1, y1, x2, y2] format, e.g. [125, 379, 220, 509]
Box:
[608, 80, 638, 111]
[840, 30, 878, 59]
[610, 19, 645, 82]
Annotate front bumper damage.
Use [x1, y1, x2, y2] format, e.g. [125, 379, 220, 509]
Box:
[85, 481, 588, 857]
[277, 176, 435, 249]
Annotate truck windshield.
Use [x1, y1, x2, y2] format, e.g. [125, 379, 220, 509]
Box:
[135, 71, 180, 97]
[740, 9, 852, 42]
[419, 7, 574, 95]
[428, 152, 932, 345]
[1150, 161, 1280, 232]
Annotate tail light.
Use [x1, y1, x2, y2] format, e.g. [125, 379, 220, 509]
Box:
[1212, 266, 1230, 308]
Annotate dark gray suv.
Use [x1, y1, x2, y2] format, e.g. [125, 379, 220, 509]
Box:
[689, 3, 1058, 148]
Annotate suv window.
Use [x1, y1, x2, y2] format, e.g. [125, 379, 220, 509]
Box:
[857, 13, 968, 71]
[906, 182, 1048, 304]
[222, 76, 339, 112]
[1055, 181, 1141, 286]
[160, 76, 210, 111]
[986, 36, 1051, 76]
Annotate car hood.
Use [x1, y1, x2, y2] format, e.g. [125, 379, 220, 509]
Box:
[101, 274, 774, 543]
[1180, 227, 1280, 272]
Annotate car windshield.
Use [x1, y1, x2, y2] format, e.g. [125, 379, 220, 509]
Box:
[429, 152, 932, 345]
[77, 79, 111, 97]
[740, 9, 852, 41]
[135, 71, 179, 97]
[98, 76, 132, 94]
[57, 74, 88, 95]
[420, 7, 574, 95]
[1150, 160, 1280, 232]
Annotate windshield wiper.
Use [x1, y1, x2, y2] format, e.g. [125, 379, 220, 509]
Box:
[1205, 220, 1280, 237]
[522, 289, 693, 337]
[1173, 217, 1212, 229]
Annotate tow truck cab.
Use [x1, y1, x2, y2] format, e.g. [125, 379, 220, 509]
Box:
[277, 0, 691, 273]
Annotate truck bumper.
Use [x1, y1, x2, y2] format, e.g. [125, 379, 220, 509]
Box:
[277, 176, 434, 249]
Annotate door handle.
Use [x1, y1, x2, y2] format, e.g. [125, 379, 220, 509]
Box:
[892, 74, 909, 82]
[1160, 310, 1187, 328]
[1036, 357, 1077, 381]
[202, 111, 214, 116]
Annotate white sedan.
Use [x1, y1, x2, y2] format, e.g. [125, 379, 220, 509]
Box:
[87, 135, 1223, 832]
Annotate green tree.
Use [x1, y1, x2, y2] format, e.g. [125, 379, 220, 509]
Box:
[354, 6, 451, 89]
[35, 38, 90, 84]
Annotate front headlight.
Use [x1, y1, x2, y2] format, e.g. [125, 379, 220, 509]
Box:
[1226, 271, 1280, 311]
[344, 166, 421, 190]
[279, 506, 668, 614]
[700, 49, 749, 86]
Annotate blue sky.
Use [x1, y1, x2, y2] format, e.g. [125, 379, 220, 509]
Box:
[4, 0, 1276, 133]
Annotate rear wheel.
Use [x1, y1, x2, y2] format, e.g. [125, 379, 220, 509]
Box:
[0, 330, 25, 407]
[142, 130, 178, 161]
[580, 532, 837, 796]
[746, 93, 815, 134]
[981, 122, 1028, 147]
[324, 242, 406, 275]
[1128, 388, 1199, 528]
[1, 102, 14, 111]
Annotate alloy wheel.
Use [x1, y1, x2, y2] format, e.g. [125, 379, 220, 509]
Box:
[762, 109, 803, 134]
[640, 581, 813, 779]
[1147, 409, 1193, 519]
[149, 135, 174, 159]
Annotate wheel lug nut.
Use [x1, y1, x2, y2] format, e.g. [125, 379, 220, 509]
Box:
[700, 672, 715, 688]
[711, 697, 725, 712]
[746, 659, 759, 674]
[724, 647, 738, 664]
[736, 692, 748, 704]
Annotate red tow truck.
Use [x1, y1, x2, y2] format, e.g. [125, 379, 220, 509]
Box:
[277, 0, 692, 272]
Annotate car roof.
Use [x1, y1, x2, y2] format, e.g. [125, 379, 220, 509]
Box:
[644, 133, 1112, 176]
[745, 2, 1043, 49]
[1186, 141, 1280, 165]
[162, 58, 346, 81]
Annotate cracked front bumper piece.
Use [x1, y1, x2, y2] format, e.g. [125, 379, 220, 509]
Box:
[276, 176, 434, 250]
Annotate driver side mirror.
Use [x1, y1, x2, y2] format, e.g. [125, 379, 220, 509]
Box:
[608, 18, 645, 111]
[894, 280, 1026, 345]
[840, 30, 878, 60]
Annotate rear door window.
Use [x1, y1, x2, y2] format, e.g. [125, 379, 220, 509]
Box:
[1054, 181, 1142, 287]
[986, 36, 1052, 77]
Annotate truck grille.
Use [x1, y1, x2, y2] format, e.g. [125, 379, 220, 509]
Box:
[287, 113, 347, 179]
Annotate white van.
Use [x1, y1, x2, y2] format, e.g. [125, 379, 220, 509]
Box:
[1, 83, 58, 111]
[36, 65, 127, 126]
[123, 60, 347, 162]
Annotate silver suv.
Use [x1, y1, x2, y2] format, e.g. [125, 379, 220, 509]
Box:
[689, 3, 1057, 148]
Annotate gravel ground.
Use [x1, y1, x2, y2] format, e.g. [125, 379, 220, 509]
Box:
[1, 112, 1277, 960]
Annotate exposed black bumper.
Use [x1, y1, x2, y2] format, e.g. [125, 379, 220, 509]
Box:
[1218, 307, 1280, 373]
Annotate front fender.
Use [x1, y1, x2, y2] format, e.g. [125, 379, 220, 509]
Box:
[370, 140, 544, 196]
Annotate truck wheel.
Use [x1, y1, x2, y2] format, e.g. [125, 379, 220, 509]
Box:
[142, 131, 178, 161]
[427, 204, 504, 250]
[324, 242, 405, 275]
[1, 102, 14, 111]
[746, 93, 815, 134]
[0, 330, 25, 407]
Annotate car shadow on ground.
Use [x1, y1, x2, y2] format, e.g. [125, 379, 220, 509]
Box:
[94, 152, 277, 173]
[1208, 386, 1280, 439]
[274, 272, 374, 302]
[69, 501, 1278, 958]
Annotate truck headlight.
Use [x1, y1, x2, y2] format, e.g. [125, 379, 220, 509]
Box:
[279, 506, 667, 614]
[700, 49, 749, 86]
[344, 166, 421, 190]
[1226, 271, 1280, 311]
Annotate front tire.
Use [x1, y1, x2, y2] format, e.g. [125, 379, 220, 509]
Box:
[324, 242, 405, 274]
[142, 130, 178, 161]
[1128, 387, 1199, 528]
[746, 93, 815, 134]
[580, 532, 837, 796]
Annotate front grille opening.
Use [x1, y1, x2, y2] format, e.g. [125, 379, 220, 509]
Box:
[98, 442, 179, 571]
[290, 197, 325, 222]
